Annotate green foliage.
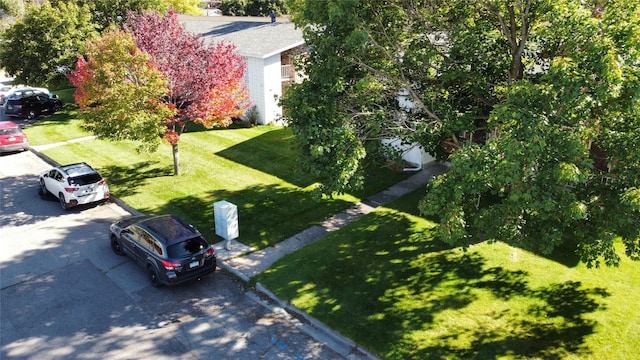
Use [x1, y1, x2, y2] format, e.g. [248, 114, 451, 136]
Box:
[219, 0, 287, 16]
[256, 188, 640, 359]
[49, 0, 167, 31]
[164, 0, 201, 15]
[0, 0, 24, 19]
[30, 122, 407, 248]
[0, 1, 98, 87]
[284, 0, 640, 266]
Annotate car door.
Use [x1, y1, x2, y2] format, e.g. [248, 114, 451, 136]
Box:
[33, 95, 48, 115]
[119, 226, 145, 264]
[20, 97, 33, 117]
[43, 169, 64, 195]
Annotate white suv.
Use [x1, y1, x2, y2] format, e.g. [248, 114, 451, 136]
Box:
[40, 162, 110, 210]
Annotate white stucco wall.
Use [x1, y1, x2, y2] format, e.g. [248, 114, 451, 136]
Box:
[262, 53, 283, 124]
[381, 139, 436, 168]
[244, 57, 265, 124]
[244, 54, 283, 125]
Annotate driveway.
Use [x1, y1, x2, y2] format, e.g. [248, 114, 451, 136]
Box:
[0, 151, 342, 359]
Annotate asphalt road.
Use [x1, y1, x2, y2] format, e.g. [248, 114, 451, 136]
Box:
[0, 150, 342, 359]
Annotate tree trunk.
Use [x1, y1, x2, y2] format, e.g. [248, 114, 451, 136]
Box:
[172, 143, 180, 175]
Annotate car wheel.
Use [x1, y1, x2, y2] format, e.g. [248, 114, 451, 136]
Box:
[26, 110, 36, 120]
[110, 236, 125, 256]
[58, 193, 69, 210]
[40, 179, 48, 196]
[147, 266, 161, 287]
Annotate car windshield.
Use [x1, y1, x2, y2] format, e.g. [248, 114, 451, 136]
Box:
[69, 173, 102, 185]
[167, 237, 208, 258]
[0, 128, 21, 135]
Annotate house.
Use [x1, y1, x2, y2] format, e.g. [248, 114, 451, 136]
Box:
[179, 15, 305, 125]
[179, 15, 436, 170]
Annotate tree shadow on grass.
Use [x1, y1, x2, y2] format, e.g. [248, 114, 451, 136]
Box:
[100, 161, 173, 197]
[214, 128, 314, 188]
[259, 209, 610, 360]
[136, 183, 354, 249]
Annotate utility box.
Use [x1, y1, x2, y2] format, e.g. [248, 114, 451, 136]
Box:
[214, 201, 239, 246]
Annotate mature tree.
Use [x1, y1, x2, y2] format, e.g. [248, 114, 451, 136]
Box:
[0, 1, 97, 87]
[220, 0, 287, 16]
[165, 0, 201, 15]
[73, 10, 251, 175]
[67, 29, 176, 152]
[119, 9, 250, 175]
[48, 0, 167, 31]
[282, 0, 640, 267]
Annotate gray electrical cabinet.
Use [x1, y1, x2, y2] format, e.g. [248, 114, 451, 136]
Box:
[214, 201, 239, 248]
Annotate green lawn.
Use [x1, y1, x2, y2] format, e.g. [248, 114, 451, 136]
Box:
[25, 114, 640, 359]
[255, 189, 640, 359]
[29, 122, 409, 248]
[22, 112, 90, 146]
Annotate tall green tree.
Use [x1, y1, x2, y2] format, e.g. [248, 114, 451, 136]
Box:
[282, 0, 640, 267]
[49, 0, 166, 31]
[165, 0, 201, 15]
[0, 1, 97, 87]
[220, 0, 287, 16]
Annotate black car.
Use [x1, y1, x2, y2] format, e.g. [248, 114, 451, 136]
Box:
[110, 214, 216, 287]
[5, 93, 63, 119]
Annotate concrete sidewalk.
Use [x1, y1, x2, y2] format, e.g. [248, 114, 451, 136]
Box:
[215, 163, 448, 280]
[213, 163, 448, 359]
[29, 136, 448, 359]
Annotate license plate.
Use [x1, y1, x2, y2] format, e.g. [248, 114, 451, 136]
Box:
[189, 260, 199, 268]
[8, 136, 15, 141]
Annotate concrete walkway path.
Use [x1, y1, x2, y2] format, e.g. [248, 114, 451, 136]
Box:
[28, 132, 448, 359]
[210, 163, 448, 359]
[214, 163, 449, 281]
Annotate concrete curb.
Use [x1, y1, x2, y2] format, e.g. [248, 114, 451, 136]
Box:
[28, 140, 447, 360]
[29, 147, 142, 217]
[216, 257, 379, 359]
[256, 283, 380, 360]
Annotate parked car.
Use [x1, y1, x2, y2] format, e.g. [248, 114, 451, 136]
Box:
[0, 121, 29, 153]
[5, 93, 62, 119]
[1, 85, 49, 104]
[0, 85, 14, 104]
[109, 214, 217, 287]
[39, 162, 110, 210]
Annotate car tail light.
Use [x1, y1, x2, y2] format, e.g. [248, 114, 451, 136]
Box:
[161, 260, 182, 270]
[64, 187, 79, 192]
[205, 247, 215, 258]
[99, 179, 107, 186]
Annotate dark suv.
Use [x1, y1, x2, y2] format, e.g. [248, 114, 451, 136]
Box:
[109, 214, 217, 287]
[5, 93, 63, 119]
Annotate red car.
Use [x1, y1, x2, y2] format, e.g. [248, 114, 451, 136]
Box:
[0, 121, 29, 153]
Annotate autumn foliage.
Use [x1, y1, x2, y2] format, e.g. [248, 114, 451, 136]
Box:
[125, 8, 251, 145]
[68, 8, 251, 174]
[67, 30, 175, 151]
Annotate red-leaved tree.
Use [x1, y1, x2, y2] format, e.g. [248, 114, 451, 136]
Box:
[126, 8, 251, 175]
